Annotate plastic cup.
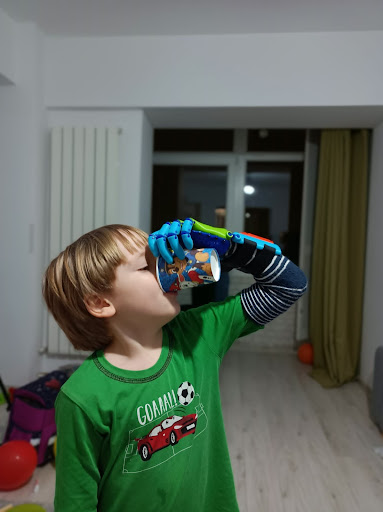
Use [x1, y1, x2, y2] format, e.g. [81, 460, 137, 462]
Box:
[156, 248, 221, 293]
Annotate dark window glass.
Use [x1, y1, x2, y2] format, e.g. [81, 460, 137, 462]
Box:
[245, 162, 303, 265]
[154, 129, 233, 152]
[248, 130, 305, 152]
[151, 165, 229, 309]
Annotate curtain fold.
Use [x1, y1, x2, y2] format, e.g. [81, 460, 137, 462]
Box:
[310, 130, 369, 388]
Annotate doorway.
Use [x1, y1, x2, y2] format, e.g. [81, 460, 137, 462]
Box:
[244, 161, 303, 265]
[151, 164, 229, 308]
[152, 129, 306, 313]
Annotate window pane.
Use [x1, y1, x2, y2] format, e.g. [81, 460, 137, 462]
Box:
[245, 162, 303, 264]
[154, 129, 233, 152]
[248, 129, 305, 152]
[245, 171, 290, 243]
[152, 165, 229, 308]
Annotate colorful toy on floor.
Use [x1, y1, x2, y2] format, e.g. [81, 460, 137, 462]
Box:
[297, 342, 314, 365]
[0, 376, 12, 409]
[0, 440, 38, 491]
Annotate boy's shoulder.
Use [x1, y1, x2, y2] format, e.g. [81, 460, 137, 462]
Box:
[166, 294, 263, 360]
[59, 352, 101, 402]
[169, 294, 242, 327]
[56, 352, 116, 429]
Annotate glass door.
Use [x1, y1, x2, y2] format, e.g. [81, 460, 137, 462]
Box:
[152, 165, 229, 308]
[244, 161, 303, 265]
[151, 129, 307, 328]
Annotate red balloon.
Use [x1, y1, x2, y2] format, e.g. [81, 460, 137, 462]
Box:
[298, 343, 314, 365]
[0, 440, 37, 491]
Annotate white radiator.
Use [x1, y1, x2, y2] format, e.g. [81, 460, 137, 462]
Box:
[45, 127, 121, 355]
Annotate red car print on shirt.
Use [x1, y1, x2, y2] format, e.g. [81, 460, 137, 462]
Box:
[135, 413, 198, 462]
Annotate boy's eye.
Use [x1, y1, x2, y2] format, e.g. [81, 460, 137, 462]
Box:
[138, 266, 149, 271]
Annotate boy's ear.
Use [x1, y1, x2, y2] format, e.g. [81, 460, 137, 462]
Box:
[84, 295, 116, 318]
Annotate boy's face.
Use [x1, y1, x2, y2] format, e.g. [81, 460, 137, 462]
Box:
[106, 238, 181, 329]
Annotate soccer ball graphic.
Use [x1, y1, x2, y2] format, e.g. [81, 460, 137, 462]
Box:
[177, 381, 195, 406]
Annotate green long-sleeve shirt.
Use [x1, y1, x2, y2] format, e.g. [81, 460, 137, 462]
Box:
[54, 295, 263, 511]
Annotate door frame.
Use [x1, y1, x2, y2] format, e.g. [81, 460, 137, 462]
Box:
[153, 129, 314, 347]
[153, 149, 304, 233]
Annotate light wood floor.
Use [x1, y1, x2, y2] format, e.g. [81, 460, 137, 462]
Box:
[220, 352, 383, 512]
[1, 352, 383, 511]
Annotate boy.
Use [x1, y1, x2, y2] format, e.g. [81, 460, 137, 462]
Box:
[43, 218, 307, 512]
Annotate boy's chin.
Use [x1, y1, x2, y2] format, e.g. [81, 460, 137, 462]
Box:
[171, 301, 181, 315]
[165, 299, 181, 320]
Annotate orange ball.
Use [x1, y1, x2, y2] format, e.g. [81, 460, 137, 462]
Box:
[297, 343, 314, 365]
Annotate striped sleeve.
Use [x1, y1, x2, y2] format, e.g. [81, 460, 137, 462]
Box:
[240, 254, 307, 325]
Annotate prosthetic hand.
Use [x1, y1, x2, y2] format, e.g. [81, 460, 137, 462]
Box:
[149, 218, 281, 276]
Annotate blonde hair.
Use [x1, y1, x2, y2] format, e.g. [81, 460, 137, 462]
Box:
[42, 224, 148, 351]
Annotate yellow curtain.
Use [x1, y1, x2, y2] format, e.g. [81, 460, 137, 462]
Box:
[310, 130, 369, 388]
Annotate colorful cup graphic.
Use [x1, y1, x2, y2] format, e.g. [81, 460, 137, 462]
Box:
[156, 248, 221, 293]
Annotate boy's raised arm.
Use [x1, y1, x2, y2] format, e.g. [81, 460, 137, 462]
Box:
[222, 238, 307, 325]
[149, 218, 307, 324]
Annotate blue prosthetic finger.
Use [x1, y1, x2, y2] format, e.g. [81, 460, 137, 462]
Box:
[156, 222, 174, 263]
[148, 231, 160, 257]
[180, 217, 194, 250]
[149, 222, 171, 257]
[169, 220, 182, 237]
[167, 220, 185, 260]
[157, 237, 174, 264]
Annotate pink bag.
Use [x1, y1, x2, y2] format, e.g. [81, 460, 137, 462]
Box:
[3, 371, 68, 465]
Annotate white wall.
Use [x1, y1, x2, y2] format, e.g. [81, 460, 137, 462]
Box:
[44, 32, 383, 109]
[46, 110, 154, 232]
[138, 113, 154, 233]
[0, 8, 16, 84]
[38, 110, 153, 374]
[1, 14, 383, 385]
[0, 23, 48, 387]
[360, 122, 383, 387]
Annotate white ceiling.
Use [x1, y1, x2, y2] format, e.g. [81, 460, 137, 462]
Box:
[1, 0, 383, 37]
